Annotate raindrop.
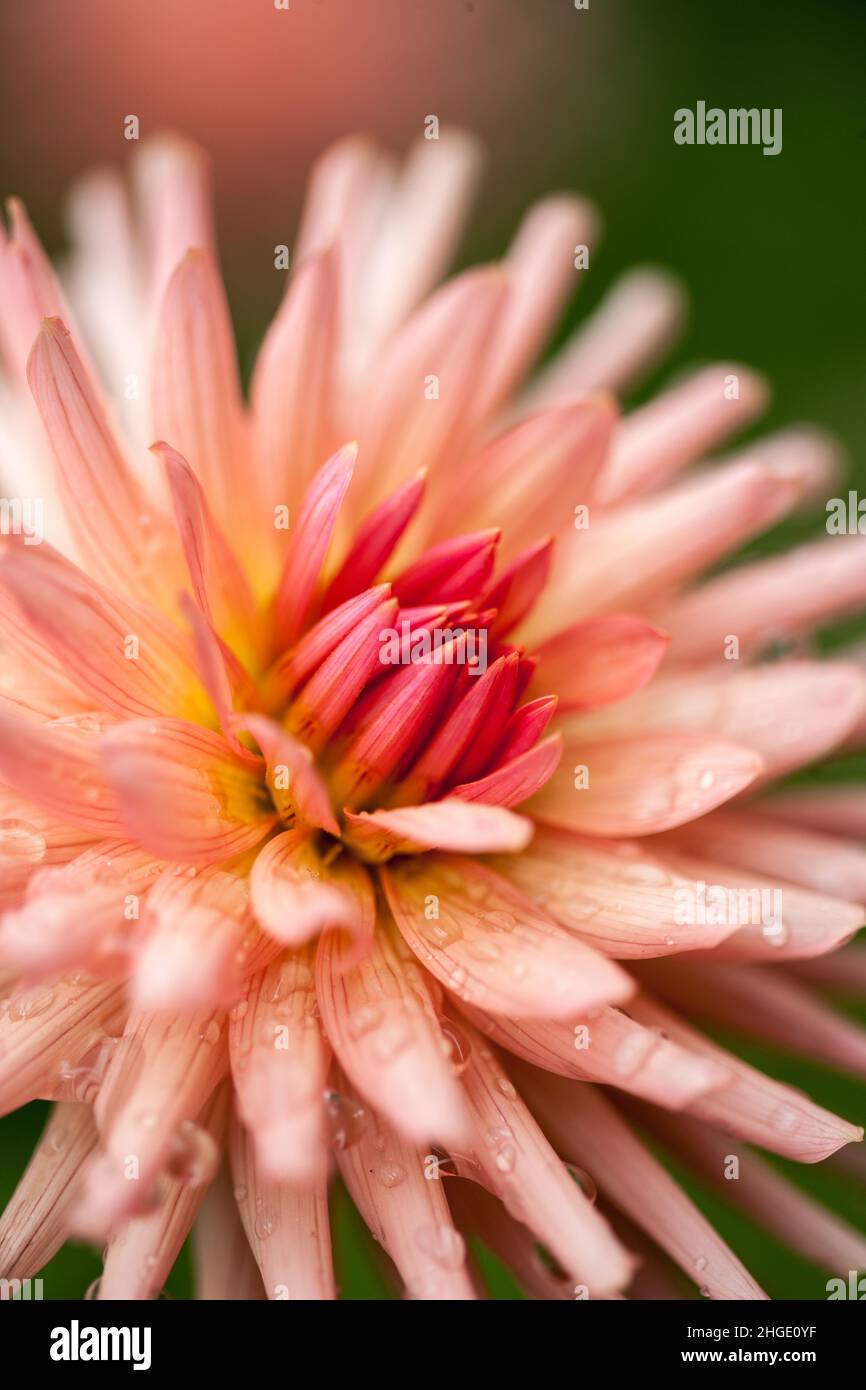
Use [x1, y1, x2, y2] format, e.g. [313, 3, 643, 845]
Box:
[323, 1090, 368, 1152]
[9, 985, 55, 1021]
[564, 1162, 597, 1204]
[347, 1004, 383, 1039]
[376, 1161, 407, 1189]
[439, 1017, 472, 1075]
[166, 1120, 219, 1188]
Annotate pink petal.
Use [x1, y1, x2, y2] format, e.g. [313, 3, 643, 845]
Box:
[595, 362, 768, 506]
[0, 976, 126, 1115]
[287, 594, 398, 753]
[342, 800, 533, 862]
[534, 614, 669, 711]
[101, 717, 275, 865]
[522, 1068, 766, 1300]
[323, 470, 426, 612]
[316, 918, 472, 1147]
[568, 662, 866, 783]
[238, 713, 339, 836]
[382, 853, 633, 1019]
[273, 442, 357, 646]
[249, 830, 372, 950]
[528, 734, 762, 836]
[230, 950, 330, 1184]
[450, 734, 564, 808]
[457, 1021, 635, 1295]
[492, 827, 741, 958]
[336, 1099, 477, 1300]
[230, 1113, 335, 1300]
[0, 1102, 98, 1280]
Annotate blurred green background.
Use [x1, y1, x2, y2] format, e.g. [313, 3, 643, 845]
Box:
[1, 0, 864, 1299]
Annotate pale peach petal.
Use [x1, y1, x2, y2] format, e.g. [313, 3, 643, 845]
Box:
[0, 841, 162, 978]
[521, 266, 686, 409]
[249, 830, 371, 949]
[639, 1105, 866, 1276]
[0, 976, 126, 1115]
[342, 799, 533, 862]
[530, 455, 806, 640]
[98, 1085, 228, 1299]
[650, 845, 864, 961]
[316, 914, 472, 1147]
[627, 993, 863, 1162]
[663, 807, 866, 903]
[355, 129, 483, 361]
[133, 134, 214, 303]
[751, 787, 866, 840]
[382, 853, 633, 1019]
[101, 718, 275, 866]
[595, 363, 768, 506]
[0, 706, 121, 836]
[0, 545, 209, 722]
[73, 1008, 229, 1237]
[151, 248, 251, 546]
[475, 194, 599, 415]
[520, 1068, 766, 1299]
[446, 1179, 574, 1299]
[567, 662, 866, 784]
[0, 1102, 98, 1280]
[527, 734, 762, 837]
[533, 615, 669, 711]
[250, 248, 339, 539]
[426, 398, 615, 559]
[353, 266, 507, 509]
[336, 1099, 477, 1300]
[26, 319, 184, 603]
[230, 950, 329, 1184]
[661, 534, 866, 665]
[133, 865, 263, 1013]
[192, 1162, 265, 1300]
[491, 828, 741, 957]
[230, 1112, 335, 1300]
[636, 958, 866, 1078]
[458, 999, 732, 1111]
[456, 1022, 635, 1295]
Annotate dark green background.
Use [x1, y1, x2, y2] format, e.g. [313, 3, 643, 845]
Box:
[1, 0, 864, 1298]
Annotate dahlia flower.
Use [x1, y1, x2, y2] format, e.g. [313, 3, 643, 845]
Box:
[0, 131, 865, 1302]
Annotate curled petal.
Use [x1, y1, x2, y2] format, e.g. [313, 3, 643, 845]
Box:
[250, 831, 371, 950]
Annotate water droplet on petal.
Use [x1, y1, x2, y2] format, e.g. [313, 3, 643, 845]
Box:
[565, 1162, 597, 1204]
[439, 1017, 472, 1075]
[324, 1089, 368, 1151]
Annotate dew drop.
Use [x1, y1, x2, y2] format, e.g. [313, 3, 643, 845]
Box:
[564, 1162, 597, 1204]
[439, 1017, 472, 1075]
[324, 1090, 368, 1152]
[376, 1161, 407, 1189]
